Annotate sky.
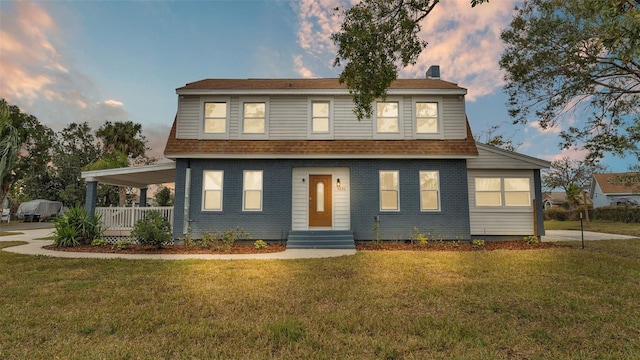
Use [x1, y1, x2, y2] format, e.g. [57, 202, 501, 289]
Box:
[0, 0, 635, 172]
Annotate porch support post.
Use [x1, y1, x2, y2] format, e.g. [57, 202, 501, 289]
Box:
[85, 180, 98, 215]
[533, 169, 545, 237]
[139, 187, 148, 207]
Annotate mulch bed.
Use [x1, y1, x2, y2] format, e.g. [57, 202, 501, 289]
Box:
[44, 243, 287, 255]
[44, 240, 563, 254]
[357, 240, 564, 252]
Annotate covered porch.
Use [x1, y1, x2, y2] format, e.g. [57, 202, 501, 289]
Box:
[81, 162, 176, 234]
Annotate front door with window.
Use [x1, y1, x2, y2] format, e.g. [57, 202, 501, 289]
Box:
[309, 175, 332, 227]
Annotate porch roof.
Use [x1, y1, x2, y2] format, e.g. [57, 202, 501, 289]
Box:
[81, 162, 176, 188]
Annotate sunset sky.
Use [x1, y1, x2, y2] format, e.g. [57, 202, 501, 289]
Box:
[0, 0, 634, 171]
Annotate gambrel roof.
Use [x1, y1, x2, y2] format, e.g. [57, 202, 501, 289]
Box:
[164, 119, 478, 159]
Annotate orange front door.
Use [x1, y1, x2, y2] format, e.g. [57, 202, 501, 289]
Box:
[309, 175, 332, 227]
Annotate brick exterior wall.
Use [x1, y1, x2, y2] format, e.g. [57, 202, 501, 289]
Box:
[173, 158, 470, 241]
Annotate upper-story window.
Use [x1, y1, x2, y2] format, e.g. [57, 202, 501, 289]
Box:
[412, 98, 443, 139]
[416, 102, 438, 133]
[377, 102, 399, 133]
[374, 100, 404, 139]
[199, 97, 230, 139]
[312, 101, 330, 133]
[204, 102, 227, 133]
[308, 100, 334, 139]
[243, 102, 266, 133]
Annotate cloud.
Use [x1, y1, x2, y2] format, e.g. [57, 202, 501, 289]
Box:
[294, 0, 519, 100]
[104, 100, 124, 108]
[294, 54, 317, 78]
[0, 2, 167, 160]
[527, 121, 563, 134]
[404, 1, 519, 100]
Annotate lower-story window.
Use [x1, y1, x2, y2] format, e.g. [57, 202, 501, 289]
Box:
[243, 170, 263, 211]
[380, 170, 399, 211]
[475, 177, 531, 207]
[419, 171, 440, 211]
[203, 170, 223, 211]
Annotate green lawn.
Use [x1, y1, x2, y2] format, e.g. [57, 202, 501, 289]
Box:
[2, 241, 640, 358]
[545, 220, 640, 237]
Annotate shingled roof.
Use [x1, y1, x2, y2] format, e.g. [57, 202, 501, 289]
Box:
[592, 173, 640, 194]
[164, 118, 478, 159]
[177, 78, 465, 92]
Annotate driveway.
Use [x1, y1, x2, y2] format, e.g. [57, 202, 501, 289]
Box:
[542, 230, 638, 242]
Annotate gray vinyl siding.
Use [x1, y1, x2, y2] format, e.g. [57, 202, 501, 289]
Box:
[467, 169, 536, 236]
[442, 97, 466, 139]
[334, 96, 372, 140]
[175, 94, 468, 140]
[268, 96, 307, 139]
[176, 96, 200, 139]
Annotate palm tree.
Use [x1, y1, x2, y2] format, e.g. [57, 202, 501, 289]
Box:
[0, 100, 19, 207]
[95, 121, 148, 206]
[96, 121, 146, 159]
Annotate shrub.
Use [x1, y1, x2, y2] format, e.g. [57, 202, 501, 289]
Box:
[593, 206, 640, 223]
[130, 211, 172, 249]
[523, 235, 538, 245]
[254, 240, 268, 250]
[196, 227, 251, 252]
[544, 207, 570, 221]
[91, 238, 107, 247]
[53, 206, 103, 247]
[114, 237, 133, 250]
[372, 219, 382, 248]
[409, 226, 429, 246]
[471, 239, 485, 249]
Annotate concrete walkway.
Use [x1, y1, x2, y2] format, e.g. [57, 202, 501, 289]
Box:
[0, 228, 356, 260]
[542, 230, 637, 242]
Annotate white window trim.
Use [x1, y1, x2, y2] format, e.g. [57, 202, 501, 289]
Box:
[242, 170, 263, 212]
[373, 98, 404, 139]
[239, 98, 269, 139]
[307, 98, 334, 139]
[419, 170, 441, 212]
[198, 97, 230, 140]
[202, 170, 224, 212]
[474, 177, 532, 209]
[412, 97, 443, 140]
[379, 170, 400, 212]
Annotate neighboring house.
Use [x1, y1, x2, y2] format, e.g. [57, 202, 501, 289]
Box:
[542, 191, 592, 210]
[543, 192, 568, 210]
[83, 71, 551, 248]
[591, 173, 640, 208]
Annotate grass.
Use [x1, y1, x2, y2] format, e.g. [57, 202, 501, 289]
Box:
[545, 220, 640, 236]
[2, 241, 640, 358]
[0, 231, 21, 237]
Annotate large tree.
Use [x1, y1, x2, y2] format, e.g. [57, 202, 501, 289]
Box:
[95, 121, 154, 205]
[332, 0, 487, 121]
[0, 100, 19, 206]
[50, 122, 103, 206]
[500, 0, 640, 162]
[0, 99, 54, 206]
[543, 156, 608, 200]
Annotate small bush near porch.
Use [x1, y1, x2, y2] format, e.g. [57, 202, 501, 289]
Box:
[1, 239, 640, 358]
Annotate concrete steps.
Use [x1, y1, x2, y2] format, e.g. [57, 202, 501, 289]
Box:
[287, 230, 355, 249]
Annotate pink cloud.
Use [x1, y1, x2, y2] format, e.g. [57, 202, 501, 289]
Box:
[294, 55, 317, 78]
[294, 0, 519, 101]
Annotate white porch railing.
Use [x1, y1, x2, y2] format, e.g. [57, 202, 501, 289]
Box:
[95, 206, 174, 231]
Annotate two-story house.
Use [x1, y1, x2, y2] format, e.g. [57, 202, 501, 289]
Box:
[83, 72, 550, 248]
